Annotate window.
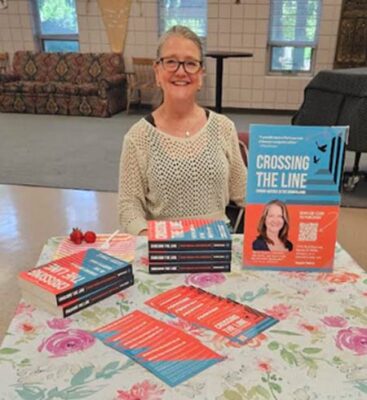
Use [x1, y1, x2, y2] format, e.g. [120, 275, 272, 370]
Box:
[158, 0, 207, 38]
[33, 0, 79, 52]
[268, 0, 321, 73]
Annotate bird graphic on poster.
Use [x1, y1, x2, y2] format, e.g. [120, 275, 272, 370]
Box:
[316, 141, 327, 152]
[313, 156, 320, 164]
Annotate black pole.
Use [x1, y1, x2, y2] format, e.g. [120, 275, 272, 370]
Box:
[215, 57, 223, 113]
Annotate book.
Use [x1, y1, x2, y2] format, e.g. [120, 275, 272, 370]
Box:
[18, 248, 133, 306]
[92, 310, 224, 387]
[148, 219, 232, 251]
[149, 251, 231, 262]
[243, 124, 348, 272]
[146, 285, 278, 345]
[149, 262, 231, 274]
[22, 275, 134, 318]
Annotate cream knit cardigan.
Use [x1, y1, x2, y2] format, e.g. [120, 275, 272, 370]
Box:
[118, 111, 247, 235]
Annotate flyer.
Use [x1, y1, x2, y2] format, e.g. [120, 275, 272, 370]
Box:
[243, 124, 348, 272]
[146, 285, 278, 344]
[92, 310, 224, 387]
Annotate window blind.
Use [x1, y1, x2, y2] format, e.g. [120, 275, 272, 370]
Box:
[269, 0, 321, 47]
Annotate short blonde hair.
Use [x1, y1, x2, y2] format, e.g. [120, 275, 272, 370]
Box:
[156, 25, 204, 61]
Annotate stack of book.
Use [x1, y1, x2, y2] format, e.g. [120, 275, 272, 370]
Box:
[18, 248, 134, 317]
[147, 219, 232, 273]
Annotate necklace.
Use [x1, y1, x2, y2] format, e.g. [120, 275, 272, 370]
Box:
[155, 107, 203, 138]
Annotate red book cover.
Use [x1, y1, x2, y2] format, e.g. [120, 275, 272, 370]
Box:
[18, 249, 132, 305]
[148, 219, 231, 251]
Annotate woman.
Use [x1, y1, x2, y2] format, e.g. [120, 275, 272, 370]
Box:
[252, 200, 293, 251]
[118, 25, 247, 235]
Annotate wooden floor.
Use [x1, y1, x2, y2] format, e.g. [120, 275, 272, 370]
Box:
[0, 184, 366, 344]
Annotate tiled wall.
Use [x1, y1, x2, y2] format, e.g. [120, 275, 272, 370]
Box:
[0, 0, 35, 52]
[0, 0, 342, 111]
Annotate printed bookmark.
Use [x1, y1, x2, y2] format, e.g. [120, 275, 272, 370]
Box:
[146, 286, 278, 345]
[92, 310, 224, 387]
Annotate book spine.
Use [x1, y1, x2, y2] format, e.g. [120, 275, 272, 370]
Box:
[57, 264, 132, 305]
[63, 276, 134, 317]
[149, 263, 231, 274]
[148, 241, 232, 251]
[149, 252, 232, 262]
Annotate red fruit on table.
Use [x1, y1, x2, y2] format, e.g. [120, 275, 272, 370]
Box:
[69, 228, 84, 244]
[84, 231, 97, 243]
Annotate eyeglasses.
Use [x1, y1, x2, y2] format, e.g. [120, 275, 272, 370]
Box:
[158, 57, 203, 74]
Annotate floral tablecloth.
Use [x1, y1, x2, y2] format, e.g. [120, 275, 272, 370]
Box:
[1, 236, 367, 400]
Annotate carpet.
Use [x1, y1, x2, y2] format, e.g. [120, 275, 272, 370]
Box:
[0, 111, 366, 208]
[0, 112, 142, 192]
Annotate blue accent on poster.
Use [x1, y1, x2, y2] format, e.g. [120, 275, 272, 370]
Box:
[247, 125, 348, 205]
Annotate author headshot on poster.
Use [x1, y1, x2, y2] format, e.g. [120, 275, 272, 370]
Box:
[252, 199, 293, 252]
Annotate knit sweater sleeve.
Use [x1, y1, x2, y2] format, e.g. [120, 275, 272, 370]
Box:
[118, 124, 148, 235]
[227, 120, 247, 207]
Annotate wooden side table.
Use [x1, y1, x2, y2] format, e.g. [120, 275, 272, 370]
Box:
[205, 51, 253, 113]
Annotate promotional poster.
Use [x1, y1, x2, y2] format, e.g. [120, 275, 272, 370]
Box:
[243, 124, 348, 271]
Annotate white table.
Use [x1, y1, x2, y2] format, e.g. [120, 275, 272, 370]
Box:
[1, 235, 366, 399]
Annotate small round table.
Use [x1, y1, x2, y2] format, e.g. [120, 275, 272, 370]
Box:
[205, 51, 253, 113]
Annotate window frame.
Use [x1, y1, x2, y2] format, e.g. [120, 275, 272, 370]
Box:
[267, 0, 322, 75]
[157, 0, 207, 41]
[31, 0, 80, 53]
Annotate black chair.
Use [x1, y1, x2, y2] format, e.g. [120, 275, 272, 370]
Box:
[292, 67, 367, 191]
[225, 132, 248, 233]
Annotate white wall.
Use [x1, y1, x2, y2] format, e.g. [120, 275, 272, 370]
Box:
[0, 0, 342, 111]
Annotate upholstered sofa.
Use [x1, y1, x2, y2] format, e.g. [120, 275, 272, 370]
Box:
[0, 51, 127, 117]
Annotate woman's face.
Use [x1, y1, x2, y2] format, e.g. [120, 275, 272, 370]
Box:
[154, 35, 203, 103]
[265, 204, 285, 235]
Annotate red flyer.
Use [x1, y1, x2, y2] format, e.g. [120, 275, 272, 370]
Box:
[92, 310, 224, 387]
[146, 286, 278, 345]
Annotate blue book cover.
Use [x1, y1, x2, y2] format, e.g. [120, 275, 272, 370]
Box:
[243, 124, 348, 272]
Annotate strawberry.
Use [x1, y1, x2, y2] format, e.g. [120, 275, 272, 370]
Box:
[69, 228, 84, 244]
[84, 230, 97, 243]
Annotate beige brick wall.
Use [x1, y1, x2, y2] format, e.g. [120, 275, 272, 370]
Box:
[0, 0, 342, 111]
[0, 0, 35, 53]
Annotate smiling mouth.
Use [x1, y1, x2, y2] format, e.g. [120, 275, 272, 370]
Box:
[269, 224, 281, 229]
[171, 81, 190, 86]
